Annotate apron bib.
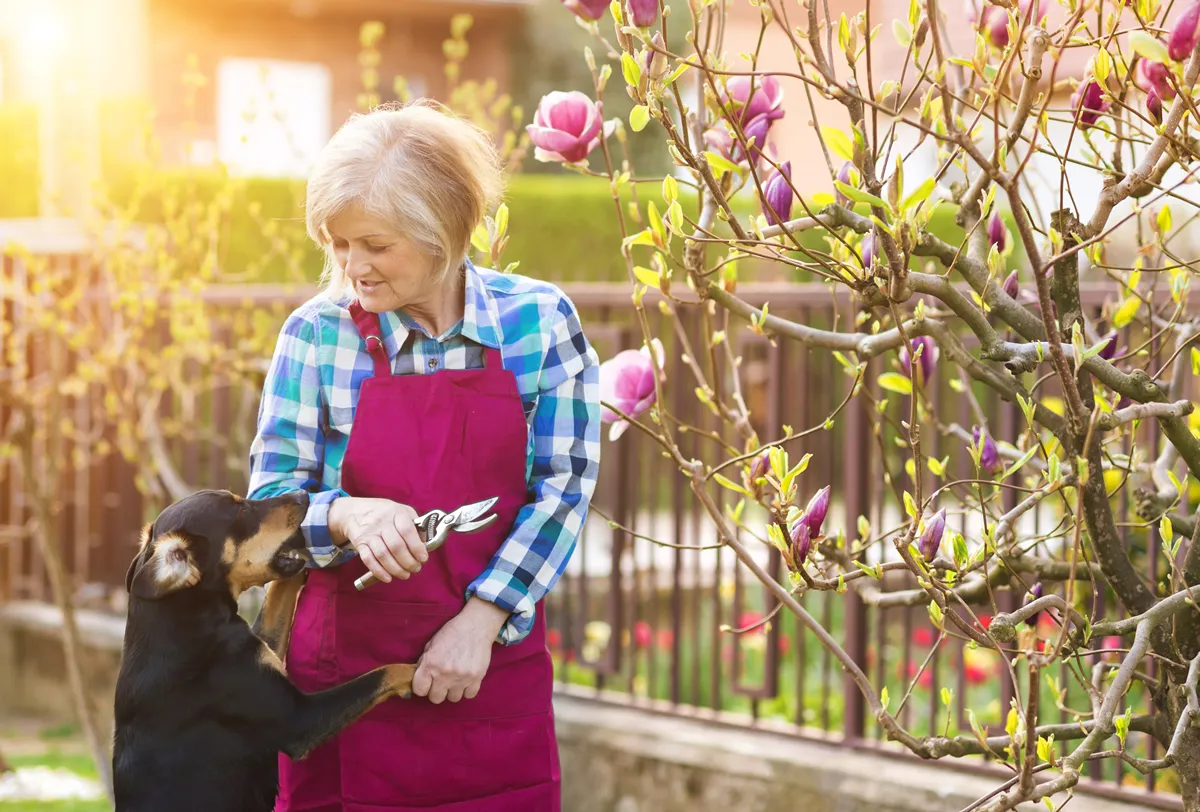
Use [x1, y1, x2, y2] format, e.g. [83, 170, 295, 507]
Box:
[276, 300, 560, 811]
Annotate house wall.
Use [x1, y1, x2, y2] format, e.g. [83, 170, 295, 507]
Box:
[143, 0, 523, 173]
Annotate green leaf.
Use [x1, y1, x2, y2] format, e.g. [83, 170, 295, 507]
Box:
[623, 229, 657, 248]
[1112, 296, 1140, 329]
[880, 686, 890, 710]
[1161, 515, 1174, 544]
[629, 104, 650, 132]
[633, 266, 661, 289]
[704, 150, 741, 179]
[667, 200, 684, 232]
[662, 175, 678, 205]
[821, 127, 854, 161]
[1115, 707, 1131, 746]
[952, 532, 969, 569]
[901, 177, 936, 213]
[713, 472, 751, 497]
[1130, 30, 1172, 65]
[1192, 347, 1200, 375]
[780, 453, 813, 498]
[663, 62, 691, 86]
[1157, 204, 1172, 234]
[621, 52, 642, 88]
[941, 687, 954, 708]
[1001, 443, 1040, 480]
[835, 180, 891, 213]
[903, 491, 918, 520]
[1047, 453, 1061, 483]
[1037, 734, 1055, 763]
[892, 19, 912, 47]
[928, 600, 944, 630]
[878, 372, 913, 394]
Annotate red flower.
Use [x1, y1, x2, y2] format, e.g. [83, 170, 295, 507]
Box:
[978, 614, 993, 630]
[656, 628, 674, 651]
[912, 627, 935, 648]
[739, 610, 765, 633]
[965, 663, 990, 684]
[906, 659, 934, 689]
[778, 633, 792, 656]
[634, 621, 653, 648]
[547, 627, 562, 649]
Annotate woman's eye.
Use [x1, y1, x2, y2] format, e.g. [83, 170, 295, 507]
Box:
[365, 244, 387, 253]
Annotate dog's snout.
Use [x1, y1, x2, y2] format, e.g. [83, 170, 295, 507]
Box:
[288, 491, 310, 509]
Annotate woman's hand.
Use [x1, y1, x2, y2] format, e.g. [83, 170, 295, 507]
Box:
[413, 598, 509, 704]
[328, 496, 429, 583]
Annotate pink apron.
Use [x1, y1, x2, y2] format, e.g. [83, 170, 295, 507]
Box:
[275, 300, 561, 811]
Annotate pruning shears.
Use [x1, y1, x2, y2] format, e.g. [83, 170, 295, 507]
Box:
[353, 496, 500, 591]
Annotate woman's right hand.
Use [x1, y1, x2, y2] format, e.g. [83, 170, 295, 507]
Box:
[328, 497, 429, 583]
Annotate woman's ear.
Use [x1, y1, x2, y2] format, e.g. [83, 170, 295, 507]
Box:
[127, 531, 200, 600]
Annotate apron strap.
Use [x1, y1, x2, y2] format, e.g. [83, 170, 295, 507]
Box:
[483, 346, 503, 370]
[348, 300, 392, 378]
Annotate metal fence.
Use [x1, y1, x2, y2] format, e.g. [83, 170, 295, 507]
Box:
[0, 253, 1187, 808]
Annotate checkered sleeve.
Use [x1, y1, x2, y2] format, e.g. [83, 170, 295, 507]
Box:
[246, 306, 350, 567]
[464, 292, 602, 645]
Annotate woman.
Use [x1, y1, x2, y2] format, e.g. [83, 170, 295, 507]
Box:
[247, 100, 601, 811]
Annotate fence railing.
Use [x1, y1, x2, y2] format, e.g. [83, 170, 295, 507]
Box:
[0, 253, 1186, 808]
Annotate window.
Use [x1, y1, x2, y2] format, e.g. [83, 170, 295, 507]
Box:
[216, 58, 332, 178]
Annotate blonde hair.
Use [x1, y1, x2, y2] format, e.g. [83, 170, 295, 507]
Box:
[305, 100, 504, 294]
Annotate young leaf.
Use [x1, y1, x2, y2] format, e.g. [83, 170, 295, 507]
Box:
[634, 266, 661, 290]
[881, 686, 890, 710]
[821, 127, 854, 161]
[1112, 296, 1140, 329]
[1130, 30, 1171, 65]
[878, 372, 913, 394]
[835, 180, 892, 213]
[713, 473, 752, 497]
[705, 150, 741, 179]
[780, 453, 813, 497]
[1192, 347, 1200, 376]
[903, 491, 918, 520]
[928, 600, 944, 630]
[941, 687, 954, 708]
[629, 104, 650, 132]
[621, 52, 642, 87]
[1037, 734, 1055, 763]
[901, 177, 937, 212]
[893, 19, 912, 47]
[1115, 707, 1131, 746]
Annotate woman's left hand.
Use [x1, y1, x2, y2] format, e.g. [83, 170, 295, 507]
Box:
[413, 598, 510, 703]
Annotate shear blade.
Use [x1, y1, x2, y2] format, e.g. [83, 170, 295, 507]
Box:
[452, 513, 499, 533]
[449, 496, 499, 527]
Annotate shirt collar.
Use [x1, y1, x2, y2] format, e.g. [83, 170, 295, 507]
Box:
[362, 259, 502, 360]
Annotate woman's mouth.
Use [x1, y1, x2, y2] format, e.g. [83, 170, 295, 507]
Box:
[357, 280, 382, 292]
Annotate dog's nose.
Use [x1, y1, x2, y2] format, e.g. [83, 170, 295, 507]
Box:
[289, 491, 311, 509]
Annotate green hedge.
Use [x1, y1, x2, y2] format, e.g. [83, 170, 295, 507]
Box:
[0, 104, 41, 218]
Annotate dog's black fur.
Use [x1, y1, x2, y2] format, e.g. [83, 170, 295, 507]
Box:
[112, 489, 415, 812]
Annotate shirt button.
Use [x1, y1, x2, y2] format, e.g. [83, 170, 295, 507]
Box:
[428, 358, 438, 370]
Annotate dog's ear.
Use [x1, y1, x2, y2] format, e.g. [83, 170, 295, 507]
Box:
[127, 532, 200, 600]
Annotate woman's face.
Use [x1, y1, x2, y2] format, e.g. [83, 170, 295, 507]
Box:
[326, 207, 440, 314]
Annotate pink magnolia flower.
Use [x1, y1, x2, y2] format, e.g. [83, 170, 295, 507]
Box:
[1071, 79, 1110, 129]
[988, 211, 1007, 251]
[627, 0, 658, 28]
[1136, 59, 1176, 101]
[722, 74, 785, 126]
[561, 0, 610, 21]
[761, 161, 794, 225]
[1169, 2, 1200, 62]
[527, 91, 603, 164]
[971, 0, 1042, 48]
[917, 508, 946, 562]
[599, 339, 664, 441]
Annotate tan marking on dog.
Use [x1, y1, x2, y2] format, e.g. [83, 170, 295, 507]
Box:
[379, 664, 417, 701]
[255, 571, 307, 662]
[223, 503, 307, 598]
[147, 534, 200, 593]
[137, 523, 153, 555]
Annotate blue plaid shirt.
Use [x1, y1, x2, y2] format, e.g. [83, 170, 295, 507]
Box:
[246, 260, 602, 644]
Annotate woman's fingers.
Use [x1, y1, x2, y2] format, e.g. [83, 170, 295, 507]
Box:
[393, 507, 430, 568]
[356, 539, 393, 584]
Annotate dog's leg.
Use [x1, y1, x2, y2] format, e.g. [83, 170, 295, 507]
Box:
[282, 664, 416, 760]
[251, 570, 306, 663]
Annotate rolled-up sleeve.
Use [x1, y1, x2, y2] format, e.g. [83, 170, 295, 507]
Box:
[247, 307, 350, 567]
[464, 293, 601, 644]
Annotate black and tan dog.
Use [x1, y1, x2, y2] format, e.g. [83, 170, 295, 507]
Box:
[112, 489, 415, 812]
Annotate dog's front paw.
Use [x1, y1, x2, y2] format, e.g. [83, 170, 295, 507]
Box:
[383, 664, 418, 699]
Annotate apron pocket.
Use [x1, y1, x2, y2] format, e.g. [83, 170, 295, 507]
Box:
[340, 713, 558, 808]
[335, 600, 454, 681]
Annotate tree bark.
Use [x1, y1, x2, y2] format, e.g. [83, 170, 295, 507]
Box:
[17, 434, 115, 804]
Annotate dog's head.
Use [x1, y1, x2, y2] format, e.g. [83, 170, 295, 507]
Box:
[125, 489, 311, 601]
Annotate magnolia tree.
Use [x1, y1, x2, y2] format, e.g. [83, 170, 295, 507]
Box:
[526, 0, 1200, 807]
